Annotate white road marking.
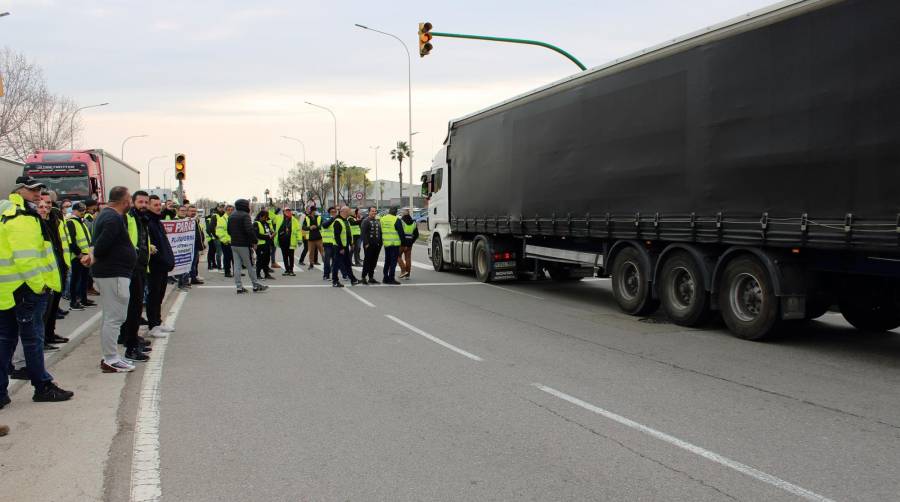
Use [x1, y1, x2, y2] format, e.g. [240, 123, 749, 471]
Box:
[130, 291, 188, 502]
[533, 384, 835, 502]
[487, 283, 545, 300]
[198, 282, 481, 289]
[582, 277, 610, 282]
[375, 260, 432, 271]
[67, 311, 102, 343]
[385, 315, 484, 362]
[344, 288, 375, 307]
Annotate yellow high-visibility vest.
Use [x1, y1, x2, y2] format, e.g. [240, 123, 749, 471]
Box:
[380, 214, 400, 247]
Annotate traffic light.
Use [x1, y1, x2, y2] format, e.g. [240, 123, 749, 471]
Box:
[175, 153, 186, 181]
[418, 22, 433, 57]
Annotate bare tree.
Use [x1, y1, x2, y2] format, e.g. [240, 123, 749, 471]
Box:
[7, 89, 81, 160]
[0, 47, 44, 159]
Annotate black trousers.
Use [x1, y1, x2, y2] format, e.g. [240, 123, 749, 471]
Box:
[257, 245, 271, 278]
[331, 247, 356, 284]
[43, 269, 65, 338]
[147, 269, 168, 329]
[222, 244, 233, 274]
[362, 244, 382, 279]
[280, 246, 295, 273]
[298, 239, 308, 266]
[120, 269, 145, 348]
[207, 239, 218, 268]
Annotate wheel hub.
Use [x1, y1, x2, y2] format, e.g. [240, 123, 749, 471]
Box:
[620, 261, 640, 300]
[670, 267, 695, 308]
[731, 273, 763, 322]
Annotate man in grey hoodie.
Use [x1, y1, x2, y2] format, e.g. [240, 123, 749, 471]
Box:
[226, 199, 268, 294]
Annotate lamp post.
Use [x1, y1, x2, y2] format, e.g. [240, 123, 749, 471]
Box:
[162, 168, 173, 190]
[280, 136, 306, 165]
[304, 101, 339, 206]
[354, 23, 414, 210]
[69, 102, 109, 149]
[120, 134, 148, 160]
[146, 155, 166, 189]
[369, 145, 380, 209]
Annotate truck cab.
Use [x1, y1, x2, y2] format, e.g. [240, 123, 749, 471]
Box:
[24, 150, 103, 202]
[422, 147, 450, 269]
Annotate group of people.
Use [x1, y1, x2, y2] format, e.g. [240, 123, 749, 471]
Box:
[204, 202, 420, 291]
[0, 177, 207, 437]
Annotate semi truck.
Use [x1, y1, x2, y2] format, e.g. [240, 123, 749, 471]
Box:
[424, 0, 900, 341]
[23, 149, 140, 204]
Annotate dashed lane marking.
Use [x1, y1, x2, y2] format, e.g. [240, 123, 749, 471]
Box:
[344, 288, 375, 307]
[533, 383, 835, 502]
[385, 315, 484, 362]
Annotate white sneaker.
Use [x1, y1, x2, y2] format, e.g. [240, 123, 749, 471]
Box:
[149, 326, 169, 338]
[159, 325, 176, 333]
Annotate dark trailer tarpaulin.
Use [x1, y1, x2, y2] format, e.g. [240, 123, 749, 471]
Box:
[447, 0, 900, 252]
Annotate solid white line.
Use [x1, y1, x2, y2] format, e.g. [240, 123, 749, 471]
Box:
[130, 291, 188, 502]
[198, 284, 332, 289]
[533, 384, 835, 502]
[198, 282, 481, 289]
[67, 311, 102, 343]
[344, 288, 375, 307]
[385, 315, 484, 362]
[487, 283, 545, 300]
[582, 277, 611, 282]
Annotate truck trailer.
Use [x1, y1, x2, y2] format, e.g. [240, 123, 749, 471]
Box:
[23, 149, 141, 204]
[424, 0, 900, 340]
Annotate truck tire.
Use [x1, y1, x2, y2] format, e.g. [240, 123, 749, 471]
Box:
[431, 235, 447, 272]
[610, 246, 658, 315]
[718, 255, 780, 340]
[658, 251, 710, 327]
[839, 279, 900, 332]
[473, 239, 492, 283]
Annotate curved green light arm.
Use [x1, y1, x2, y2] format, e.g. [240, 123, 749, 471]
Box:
[431, 31, 586, 71]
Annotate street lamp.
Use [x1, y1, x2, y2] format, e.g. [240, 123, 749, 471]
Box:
[121, 134, 148, 160]
[355, 23, 414, 210]
[304, 101, 339, 206]
[162, 168, 173, 190]
[146, 155, 166, 189]
[369, 145, 380, 209]
[280, 136, 306, 165]
[69, 102, 109, 149]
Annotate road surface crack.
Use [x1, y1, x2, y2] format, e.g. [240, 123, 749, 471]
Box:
[523, 396, 742, 502]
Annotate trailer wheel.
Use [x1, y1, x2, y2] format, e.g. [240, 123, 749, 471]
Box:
[839, 279, 900, 332]
[610, 246, 658, 315]
[658, 251, 710, 327]
[718, 255, 779, 340]
[473, 239, 492, 283]
[431, 235, 447, 272]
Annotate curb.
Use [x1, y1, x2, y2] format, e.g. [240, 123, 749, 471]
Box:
[7, 285, 180, 396]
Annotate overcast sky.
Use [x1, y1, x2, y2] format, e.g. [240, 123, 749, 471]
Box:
[2, 0, 775, 201]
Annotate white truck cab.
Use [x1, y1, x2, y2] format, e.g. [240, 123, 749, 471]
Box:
[422, 146, 450, 270]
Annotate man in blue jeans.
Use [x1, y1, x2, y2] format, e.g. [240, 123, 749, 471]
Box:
[0, 176, 73, 408]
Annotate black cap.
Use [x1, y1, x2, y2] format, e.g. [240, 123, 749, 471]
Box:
[13, 176, 46, 190]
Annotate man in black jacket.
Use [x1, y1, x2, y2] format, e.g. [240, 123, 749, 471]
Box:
[360, 206, 381, 285]
[330, 207, 359, 287]
[118, 191, 151, 361]
[67, 202, 95, 311]
[91, 186, 138, 373]
[227, 199, 268, 294]
[41, 191, 69, 346]
[146, 195, 175, 337]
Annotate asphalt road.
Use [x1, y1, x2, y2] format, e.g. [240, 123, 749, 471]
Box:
[154, 243, 900, 501]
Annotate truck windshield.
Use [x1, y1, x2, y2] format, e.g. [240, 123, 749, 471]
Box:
[37, 176, 92, 198]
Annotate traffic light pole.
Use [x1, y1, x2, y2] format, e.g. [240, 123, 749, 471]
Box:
[430, 31, 586, 71]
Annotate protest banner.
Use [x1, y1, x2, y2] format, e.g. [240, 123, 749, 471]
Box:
[161, 219, 196, 276]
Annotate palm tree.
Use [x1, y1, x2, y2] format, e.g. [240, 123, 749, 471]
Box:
[390, 141, 412, 201]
